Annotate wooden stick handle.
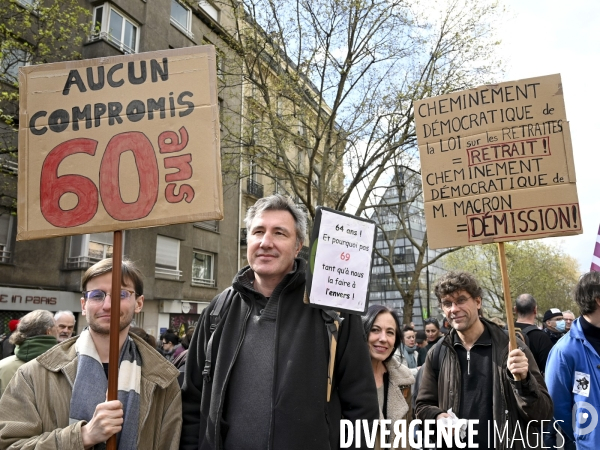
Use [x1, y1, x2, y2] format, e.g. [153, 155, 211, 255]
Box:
[326, 320, 339, 402]
[497, 241, 521, 382]
[107, 230, 123, 450]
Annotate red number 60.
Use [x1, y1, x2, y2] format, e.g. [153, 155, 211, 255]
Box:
[40, 138, 99, 227]
[40, 132, 159, 227]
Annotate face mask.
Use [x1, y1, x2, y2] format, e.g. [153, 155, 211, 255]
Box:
[555, 320, 566, 332]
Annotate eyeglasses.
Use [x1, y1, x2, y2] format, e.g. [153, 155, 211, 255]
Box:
[424, 318, 440, 326]
[83, 289, 136, 302]
[440, 296, 472, 310]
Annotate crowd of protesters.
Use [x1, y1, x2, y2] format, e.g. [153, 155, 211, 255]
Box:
[0, 193, 597, 449]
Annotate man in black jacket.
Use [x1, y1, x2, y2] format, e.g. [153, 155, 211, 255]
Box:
[514, 293, 553, 373]
[181, 195, 378, 450]
[415, 271, 553, 449]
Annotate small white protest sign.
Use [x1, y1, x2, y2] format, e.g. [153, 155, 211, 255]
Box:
[307, 207, 376, 314]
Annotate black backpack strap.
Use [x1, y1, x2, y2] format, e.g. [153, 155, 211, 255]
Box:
[202, 287, 235, 382]
[520, 324, 538, 336]
[431, 339, 447, 379]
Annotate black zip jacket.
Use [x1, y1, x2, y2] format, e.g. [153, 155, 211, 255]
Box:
[180, 259, 379, 450]
[415, 318, 553, 449]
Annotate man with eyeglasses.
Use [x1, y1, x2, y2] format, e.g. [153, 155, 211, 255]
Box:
[562, 310, 575, 332]
[415, 271, 552, 449]
[0, 258, 182, 449]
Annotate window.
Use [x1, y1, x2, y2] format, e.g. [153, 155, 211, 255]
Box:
[91, 4, 139, 54]
[297, 148, 304, 173]
[156, 235, 181, 279]
[218, 97, 224, 131]
[0, 48, 31, 84]
[192, 251, 215, 287]
[216, 50, 224, 79]
[67, 233, 115, 268]
[249, 158, 258, 182]
[171, 0, 193, 37]
[0, 214, 14, 263]
[194, 220, 219, 232]
[198, 0, 220, 22]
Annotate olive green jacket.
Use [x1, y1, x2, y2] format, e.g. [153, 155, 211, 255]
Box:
[0, 332, 181, 450]
[0, 335, 57, 397]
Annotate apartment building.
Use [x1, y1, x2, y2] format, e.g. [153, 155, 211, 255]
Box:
[0, 0, 345, 339]
[368, 166, 444, 327]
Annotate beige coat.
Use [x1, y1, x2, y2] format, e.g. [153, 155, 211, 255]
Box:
[375, 357, 415, 450]
[0, 332, 182, 450]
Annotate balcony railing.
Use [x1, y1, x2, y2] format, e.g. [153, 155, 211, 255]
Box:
[191, 277, 216, 287]
[246, 179, 263, 198]
[155, 267, 182, 280]
[0, 159, 18, 174]
[66, 255, 100, 269]
[0, 245, 11, 264]
[88, 32, 136, 54]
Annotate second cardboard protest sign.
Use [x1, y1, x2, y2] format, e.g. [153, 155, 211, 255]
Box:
[415, 74, 581, 249]
[18, 46, 223, 241]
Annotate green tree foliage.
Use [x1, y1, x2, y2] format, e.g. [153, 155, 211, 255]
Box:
[0, 0, 89, 209]
[442, 240, 581, 319]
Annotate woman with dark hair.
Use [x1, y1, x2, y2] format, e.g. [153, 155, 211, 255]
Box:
[423, 318, 443, 353]
[362, 305, 414, 449]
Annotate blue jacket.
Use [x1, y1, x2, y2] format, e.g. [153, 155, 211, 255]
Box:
[545, 318, 600, 448]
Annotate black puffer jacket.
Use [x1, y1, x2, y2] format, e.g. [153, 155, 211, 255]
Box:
[415, 318, 553, 450]
[180, 259, 379, 450]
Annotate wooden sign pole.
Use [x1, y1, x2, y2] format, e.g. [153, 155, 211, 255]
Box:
[496, 241, 521, 384]
[107, 230, 123, 450]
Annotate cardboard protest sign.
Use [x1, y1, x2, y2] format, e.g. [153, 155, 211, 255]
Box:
[306, 207, 376, 314]
[415, 74, 581, 249]
[17, 46, 223, 241]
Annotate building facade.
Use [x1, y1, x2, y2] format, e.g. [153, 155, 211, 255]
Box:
[0, 0, 343, 341]
[0, 0, 245, 339]
[367, 166, 444, 328]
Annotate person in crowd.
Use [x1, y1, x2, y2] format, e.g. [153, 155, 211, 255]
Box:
[415, 329, 428, 366]
[546, 271, 600, 450]
[514, 293, 554, 374]
[1, 319, 19, 359]
[54, 310, 76, 342]
[180, 326, 195, 350]
[395, 325, 420, 376]
[543, 308, 566, 345]
[423, 318, 443, 353]
[181, 194, 378, 450]
[130, 326, 157, 349]
[0, 310, 58, 396]
[562, 310, 576, 332]
[161, 331, 182, 363]
[363, 305, 414, 449]
[171, 327, 195, 387]
[415, 271, 552, 448]
[0, 258, 181, 449]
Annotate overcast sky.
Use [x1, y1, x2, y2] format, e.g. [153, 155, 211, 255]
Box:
[496, 0, 600, 272]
